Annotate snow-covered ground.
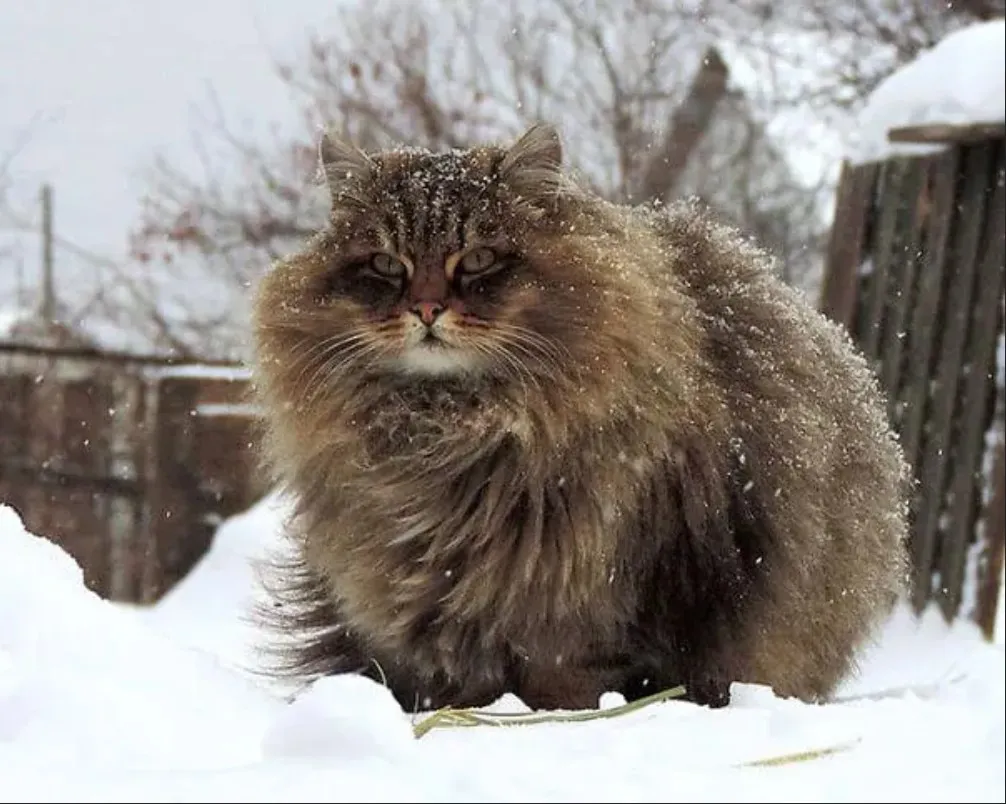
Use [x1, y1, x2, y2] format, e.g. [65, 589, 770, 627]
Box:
[0, 496, 1003, 802]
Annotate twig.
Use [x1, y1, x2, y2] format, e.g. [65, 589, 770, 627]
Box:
[413, 684, 687, 739]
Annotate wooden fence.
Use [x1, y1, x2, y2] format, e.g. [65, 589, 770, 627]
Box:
[819, 123, 1006, 639]
[0, 341, 263, 603]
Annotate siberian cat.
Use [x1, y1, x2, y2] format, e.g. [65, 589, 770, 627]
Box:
[250, 123, 909, 711]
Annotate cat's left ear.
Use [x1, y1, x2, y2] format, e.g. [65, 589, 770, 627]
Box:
[499, 123, 564, 215]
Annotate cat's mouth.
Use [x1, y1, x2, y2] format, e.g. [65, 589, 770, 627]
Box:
[381, 328, 481, 377]
[396, 343, 481, 376]
[385, 314, 485, 376]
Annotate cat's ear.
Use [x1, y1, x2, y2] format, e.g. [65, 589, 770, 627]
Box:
[319, 130, 375, 207]
[499, 123, 564, 213]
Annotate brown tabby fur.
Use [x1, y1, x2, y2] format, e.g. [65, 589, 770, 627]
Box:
[250, 124, 910, 712]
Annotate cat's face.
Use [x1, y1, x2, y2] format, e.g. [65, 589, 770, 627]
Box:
[323, 236, 529, 378]
[317, 142, 550, 377]
[256, 125, 617, 397]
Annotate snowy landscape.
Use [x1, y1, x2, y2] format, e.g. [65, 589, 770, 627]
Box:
[2, 4, 1005, 803]
[0, 496, 1003, 803]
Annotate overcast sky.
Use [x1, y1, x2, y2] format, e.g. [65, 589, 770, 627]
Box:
[1, 0, 341, 282]
[1, 0, 849, 330]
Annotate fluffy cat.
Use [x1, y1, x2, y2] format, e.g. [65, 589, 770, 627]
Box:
[250, 123, 909, 711]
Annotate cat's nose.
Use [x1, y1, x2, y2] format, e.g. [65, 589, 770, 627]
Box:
[410, 301, 445, 326]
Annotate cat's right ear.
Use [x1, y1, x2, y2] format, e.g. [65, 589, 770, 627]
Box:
[319, 130, 375, 207]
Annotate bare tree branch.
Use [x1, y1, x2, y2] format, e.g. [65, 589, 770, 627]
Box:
[118, 0, 995, 358]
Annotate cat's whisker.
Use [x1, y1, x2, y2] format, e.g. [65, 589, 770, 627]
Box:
[491, 332, 563, 382]
[289, 330, 374, 395]
[493, 322, 572, 365]
[293, 333, 372, 401]
[297, 320, 406, 399]
[302, 338, 385, 404]
[292, 329, 370, 367]
[463, 320, 569, 379]
[464, 318, 568, 361]
[309, 341, 390, 402]
[471, 338, 541, 397]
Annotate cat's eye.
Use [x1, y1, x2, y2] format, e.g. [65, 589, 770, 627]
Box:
[458, 247, 497, 275]
[370, 253, 407, 279]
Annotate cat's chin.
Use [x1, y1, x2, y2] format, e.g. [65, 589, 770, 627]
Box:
[386, 343, 485, 377]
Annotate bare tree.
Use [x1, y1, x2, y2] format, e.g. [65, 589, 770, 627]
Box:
[128, 0, 999, 359]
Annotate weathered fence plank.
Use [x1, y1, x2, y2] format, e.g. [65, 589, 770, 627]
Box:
[897, 149, 960, 475]
[975, 410, 1005, 640]
[819, 161, 878, 329]
[859, 159, 911, 360]
[910, 143, 993, 610]
[879, 158, 929, 419]
[937, 141, 1006, 619]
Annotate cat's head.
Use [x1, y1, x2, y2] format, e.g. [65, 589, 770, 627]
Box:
[254, 124, 646, 400]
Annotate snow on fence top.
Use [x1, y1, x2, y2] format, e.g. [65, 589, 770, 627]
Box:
[849, 19, 1005, 166]
[142, 363, 252, 382]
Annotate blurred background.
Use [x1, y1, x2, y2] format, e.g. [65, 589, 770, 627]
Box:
[2, 0, 998, 358]
[0, 1, 1003, 642]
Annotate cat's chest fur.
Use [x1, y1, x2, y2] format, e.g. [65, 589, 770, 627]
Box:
[312, 393, 649, 674]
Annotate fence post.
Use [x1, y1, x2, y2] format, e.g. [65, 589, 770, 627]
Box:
[143, 377, 201, 601]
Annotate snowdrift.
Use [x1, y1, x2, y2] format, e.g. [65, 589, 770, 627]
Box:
[0, 499, 1003, 802]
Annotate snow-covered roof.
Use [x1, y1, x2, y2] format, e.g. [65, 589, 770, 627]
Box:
[848, 19, 1005, 165]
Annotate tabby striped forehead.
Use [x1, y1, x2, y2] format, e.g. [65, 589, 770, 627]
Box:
[372, 150, 500, 255]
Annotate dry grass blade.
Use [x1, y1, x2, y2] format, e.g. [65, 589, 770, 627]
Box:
[829, 673, 967, 704]
[413, 685, 687, 739]
[413, 688, 862, 772]
[739, 738, 862, 768]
